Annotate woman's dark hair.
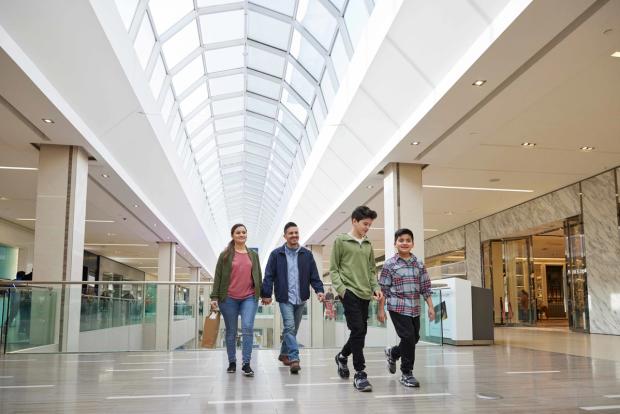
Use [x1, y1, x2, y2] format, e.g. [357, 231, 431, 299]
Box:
[284, 222, 298, 234]
[351, 205, 377, 222]
[224, 223, 246, 258]
[394, 228, 414, 243]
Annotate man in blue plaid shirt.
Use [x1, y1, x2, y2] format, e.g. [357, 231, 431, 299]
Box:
[377, 228, 434, 388]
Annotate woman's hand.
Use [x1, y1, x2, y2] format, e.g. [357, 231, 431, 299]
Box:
[210, 300, 218, 310]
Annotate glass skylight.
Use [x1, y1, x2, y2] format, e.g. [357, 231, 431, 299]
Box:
[118, 0, 376, 238]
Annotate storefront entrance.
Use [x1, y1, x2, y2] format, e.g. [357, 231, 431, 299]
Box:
[482, 216, 589, 332]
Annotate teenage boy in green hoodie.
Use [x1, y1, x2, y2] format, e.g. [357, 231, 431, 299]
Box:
[330, 206, 383, 392]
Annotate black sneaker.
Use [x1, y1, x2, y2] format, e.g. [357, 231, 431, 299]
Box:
[399, 372, 420, 388]
[384, 346, 396, 374]
[226, 362, 236, 373]
[353, 371, 372, 392]
[335, 352, 350, 379]
[241, 363, 254, 377]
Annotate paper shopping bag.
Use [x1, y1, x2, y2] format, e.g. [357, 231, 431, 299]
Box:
[201, 310, 220, 348]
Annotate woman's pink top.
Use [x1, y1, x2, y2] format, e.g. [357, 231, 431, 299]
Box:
[227, 251, 254, 299]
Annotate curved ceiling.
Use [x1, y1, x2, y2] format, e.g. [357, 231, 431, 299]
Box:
[111, 0, 376, 242]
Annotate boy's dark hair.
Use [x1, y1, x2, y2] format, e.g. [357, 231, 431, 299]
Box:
[351, 206, 377, 221]
[394, 228, 414, 243]
[284, 222, 298, 234]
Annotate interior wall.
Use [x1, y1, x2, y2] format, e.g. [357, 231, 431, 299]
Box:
[425, 167, 620, 335]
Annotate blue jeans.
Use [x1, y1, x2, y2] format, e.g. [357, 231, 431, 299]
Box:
[219, 296, 258, 364]
[279, 302, 305, 361]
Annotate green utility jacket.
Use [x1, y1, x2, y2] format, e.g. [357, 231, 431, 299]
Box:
[329, 233, 380, 300]
[210, 249, 262, 302]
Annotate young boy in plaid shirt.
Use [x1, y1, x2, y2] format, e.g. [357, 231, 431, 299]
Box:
[377, 228, 434, 387]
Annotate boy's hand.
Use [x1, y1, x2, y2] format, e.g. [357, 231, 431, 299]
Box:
[377, 310, 387, 324]
[428, 306, 436, 321]
[261, 297, 272, 305]
[372, 290, 383, 301]
[317, 292, 325, 303]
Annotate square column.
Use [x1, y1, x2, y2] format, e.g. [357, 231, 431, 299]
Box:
[156, 242, 176, 350]
[32, 145, 89, 352]
[308, 245, 324, 348]
[383, 163, 424, 344]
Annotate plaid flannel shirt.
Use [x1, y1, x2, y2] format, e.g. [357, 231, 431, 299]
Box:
[379, 254, 431, 318]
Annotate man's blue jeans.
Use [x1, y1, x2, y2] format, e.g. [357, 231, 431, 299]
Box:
[219, 296, 258, 364]
[279, 302, 305, 361]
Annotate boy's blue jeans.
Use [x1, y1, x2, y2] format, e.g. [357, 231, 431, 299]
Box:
[219, 296, 258, 364]
[279, 302, 305, 361]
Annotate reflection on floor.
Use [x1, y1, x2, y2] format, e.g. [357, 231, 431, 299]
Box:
[2, 344, 620, 413]
[495, 327, 620, 362]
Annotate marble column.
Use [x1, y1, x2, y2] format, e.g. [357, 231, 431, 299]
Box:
[465, 222, 482, 287]
[581, 171, 620, 335]
[156, 242, 176, 350]
[32, 145, 88, 352]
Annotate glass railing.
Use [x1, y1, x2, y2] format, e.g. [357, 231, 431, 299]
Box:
[0, 280, 445, 354]
[420, 288, 444, 344]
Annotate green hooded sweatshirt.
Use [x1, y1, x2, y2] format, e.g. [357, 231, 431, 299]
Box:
[329, 233, 380, 300]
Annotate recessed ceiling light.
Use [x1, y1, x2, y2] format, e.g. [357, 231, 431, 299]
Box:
[101, 173, 110, 178]
[0, 196, 8, 201]
[410, 141, 421, 146]
[521, 142, 536, 148]
[580, 146, 594, 152]
[42, 118, 54, 124]
[611, 51, 620, 58]
[366, 185, 374, 189]
[472, 80, 486, 87]
[133, 204, 139, 208]
[153, 223, 157, 227]
[106, 233, 117, 237]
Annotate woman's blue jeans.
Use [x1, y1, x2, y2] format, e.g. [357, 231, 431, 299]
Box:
[219, 296, 258, 364]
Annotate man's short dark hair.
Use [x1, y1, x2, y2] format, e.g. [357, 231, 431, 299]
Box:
[394, 228, 414, 243]
[284, 222, 298, 234]
[351, 206, 377, 222]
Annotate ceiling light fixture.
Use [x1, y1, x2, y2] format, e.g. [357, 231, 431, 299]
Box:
[410, 141, 421, 146]
[424, 184, 533, 193]
[42, 118, 55, 124]
[16, 218, 36, 221]
[580, 146, 594, 152]
[424, 229, 439, 232]
[0, 166, 38, 171]
[444, 211, 455, 216]
[521, 142, 536, 148]
[0, 196, 8, 201]
[101, 173, 110, 178]
[366, 185, 374, 189]
[611, 51, 620, 58]
[86, 219, 115, 223]
[472, 80, 486, 87]
[84, 243, 150, 247]
[133, 204, 139, 208]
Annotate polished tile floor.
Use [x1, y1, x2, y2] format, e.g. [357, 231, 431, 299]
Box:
[1, 341, 620, 413]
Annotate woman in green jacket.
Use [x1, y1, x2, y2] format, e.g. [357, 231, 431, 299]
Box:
[210, 224, 262, 377]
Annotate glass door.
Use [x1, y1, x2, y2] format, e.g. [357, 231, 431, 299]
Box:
[482, 240, 504, 324]
[564, 216, 589, 332]
[503, 238, 534, 325]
